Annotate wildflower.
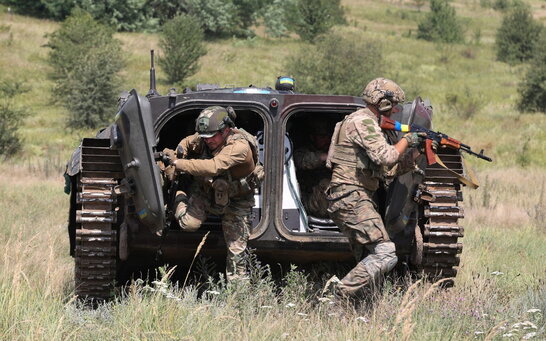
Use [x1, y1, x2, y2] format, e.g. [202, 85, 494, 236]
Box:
[261, 305, 273, 309]
[355, 316, 369, 323]
[285, 303, 296, 308]
[523, 332, 537, 340]
[490, 271, 504, 276]
[474, 331, 485, 335]
[327, 313, 337, 317]
[526, 308, 541, 314]
[297, 312, 308, 316]
[521, 321, 538, 330]
[205, 290, 220, 295]
[502, 333, 514, 338]
[318, 297, 331, 303]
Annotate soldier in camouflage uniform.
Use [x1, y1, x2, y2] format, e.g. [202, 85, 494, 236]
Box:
[164, 106, 263, 281]
[326, 78, 425, 297]
[293, 120, 332, 218]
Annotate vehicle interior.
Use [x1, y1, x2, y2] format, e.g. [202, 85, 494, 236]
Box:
[282, 111, 347, 235]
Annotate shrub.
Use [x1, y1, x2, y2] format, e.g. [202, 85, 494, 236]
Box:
[284, 31, 383, 96]
[495, 2, 543, 65]
[0, 79, 30, 157]
[287, 0, 346, 42]
[158, 14, 207, 85]
[46, 9, 124, 129]
[517, 32, 546, 113]
[262, 0, 290, 38]
[183, 0, 261, 38]
[417, 0, 464, 44]
[445, 86, 484, 119]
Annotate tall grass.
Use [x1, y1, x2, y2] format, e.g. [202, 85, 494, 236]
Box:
[0, 163, 544, 340]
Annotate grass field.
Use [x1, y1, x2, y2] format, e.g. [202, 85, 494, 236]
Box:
[0, 0, 545, 339]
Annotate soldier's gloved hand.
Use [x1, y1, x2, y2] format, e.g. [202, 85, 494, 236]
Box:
[403, 132, 427, 149]
[162, 148, 177, 166]
[164, 164, 176, 182]
[431, 140, 440, 152]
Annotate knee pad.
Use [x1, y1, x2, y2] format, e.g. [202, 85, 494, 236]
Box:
[177, 210, 202, 232]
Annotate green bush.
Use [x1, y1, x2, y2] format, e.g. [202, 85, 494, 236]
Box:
[158, 14, 207, 85]
[287, 0, 346, 42]
[495, 3, 543, 65]
[262, 0, 290, 38]
[0, 79, 30, 157]
[417, 0, 464, 44]
[517, 32, 546, 113]
[284, 31, 383, 96]
[183, 0, 262, 38]
[46, 9, 124, 129]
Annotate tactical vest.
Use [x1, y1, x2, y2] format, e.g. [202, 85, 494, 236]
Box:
[327, 113, 383, 178]
[228, 128, 258, 180]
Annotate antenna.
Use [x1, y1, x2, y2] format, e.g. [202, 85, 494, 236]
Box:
[147, 50, 160, 98]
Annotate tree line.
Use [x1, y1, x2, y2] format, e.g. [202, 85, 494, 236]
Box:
[0, 0, 544, 158]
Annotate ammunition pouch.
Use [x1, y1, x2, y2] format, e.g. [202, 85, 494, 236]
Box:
[212, 178, 230, 207]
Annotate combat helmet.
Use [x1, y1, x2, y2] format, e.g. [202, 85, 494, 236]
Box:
[195, 106, 236, 138]
[362, 78, 405, 112]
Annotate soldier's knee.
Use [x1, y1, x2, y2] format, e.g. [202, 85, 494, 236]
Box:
[363, 241, 398, 276]
[176, 207, 202, 232]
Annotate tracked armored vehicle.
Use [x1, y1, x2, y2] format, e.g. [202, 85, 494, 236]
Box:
[65, 68, 477, 301]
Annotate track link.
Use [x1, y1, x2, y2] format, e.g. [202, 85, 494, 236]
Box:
[74, 138, 122, 301]
[419, 150, 466, 284]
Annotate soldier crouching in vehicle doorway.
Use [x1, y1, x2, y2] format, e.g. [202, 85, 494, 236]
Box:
[162, 106, 264, 281]
[293, 120, 333, 218]
[326, 78, 427, 297]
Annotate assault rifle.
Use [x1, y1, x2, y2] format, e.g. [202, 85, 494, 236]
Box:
[379, 116, 493, 165]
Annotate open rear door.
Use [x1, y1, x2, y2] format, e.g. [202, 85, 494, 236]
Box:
[112, 89, 165, 235]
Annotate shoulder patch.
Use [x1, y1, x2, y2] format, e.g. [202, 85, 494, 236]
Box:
[361, 118, 375, 125]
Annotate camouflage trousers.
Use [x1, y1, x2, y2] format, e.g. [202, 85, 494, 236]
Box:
[302, 178, 330, 218]
[327, 185, 398, 296]
[175, 183, 254, 281]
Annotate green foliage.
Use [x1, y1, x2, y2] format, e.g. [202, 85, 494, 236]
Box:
[417, 0, 464, 44]
[287, 0, 346, 42]
[76, 0, 158, 32]
[183, 0, 261, 38]
[46, 9, 124, 129]
[0, 0, 48, 18]
[445, 86, 485, 119]
[495, 3, 543, 65]
[285, 31, 383, 96]
[0, 79, 29, 157]
[262, 0, 290, 38]
[517, 32, 546, 113]
[158, 14, 206, 85]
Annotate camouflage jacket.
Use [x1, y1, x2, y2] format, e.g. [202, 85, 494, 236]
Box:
[293, 144, 327, 170]
[327, 108, 414, 191]
[176, 130, 255, 180]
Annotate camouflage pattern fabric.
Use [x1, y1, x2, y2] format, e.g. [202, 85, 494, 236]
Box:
[173, 129, 258, 281]
[361, 77, 405, 105]
[294, 145, 331, 218]
[327, 108, 400, 191]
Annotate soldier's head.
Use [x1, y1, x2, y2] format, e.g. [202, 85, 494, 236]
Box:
[308, 120, 332, 151]
[195, 106, 236, 150]
[362, 78, 405, 117]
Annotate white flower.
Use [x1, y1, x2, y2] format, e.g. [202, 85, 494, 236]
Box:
[355, 316, 369, 323]
[502, 333, 514, 338]
[526, 308, 541, 314]
[521, 321, 538, 330]
[285, 303, 296, 308]
[523, 332, 537, 340]
[327, 313, 337, 317]
[205, 290, 220, 295]
[297, 312, 308, 316]
[474, 331, 485, 335]
[490, 271, 504, 276]
[261, 305, 273, 309]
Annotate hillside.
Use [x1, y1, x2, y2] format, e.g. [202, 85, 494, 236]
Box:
[0, 1, 545, 340]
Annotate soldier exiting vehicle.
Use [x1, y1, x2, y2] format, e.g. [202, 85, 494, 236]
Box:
[162, 106, 263, 281]
[326, 78, 426, 297]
